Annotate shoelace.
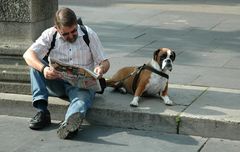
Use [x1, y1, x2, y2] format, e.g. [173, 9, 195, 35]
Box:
[33, 112, 42, 120]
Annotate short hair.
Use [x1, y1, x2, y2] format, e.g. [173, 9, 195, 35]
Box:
[54, 8, 77, 28]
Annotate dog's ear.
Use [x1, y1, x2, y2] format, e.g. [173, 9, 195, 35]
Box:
[171, 50, 176, 62]
[153, 49, 160, 60]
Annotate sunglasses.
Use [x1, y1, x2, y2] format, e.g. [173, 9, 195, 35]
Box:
[61, 27, 78, 37]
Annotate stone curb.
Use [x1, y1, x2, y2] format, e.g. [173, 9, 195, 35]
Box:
[1, 84, 240, 140]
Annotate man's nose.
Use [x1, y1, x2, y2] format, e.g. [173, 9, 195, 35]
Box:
[68, 33, 74, 39]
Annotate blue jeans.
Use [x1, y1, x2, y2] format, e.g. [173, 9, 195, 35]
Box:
[30, 67, 95, 121]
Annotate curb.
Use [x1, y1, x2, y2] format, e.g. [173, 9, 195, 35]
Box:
[1, 84, 240, 140]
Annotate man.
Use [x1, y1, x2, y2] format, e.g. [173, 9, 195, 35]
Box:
[23, 7, 110, 139]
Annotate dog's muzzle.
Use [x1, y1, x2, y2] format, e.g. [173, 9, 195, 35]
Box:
[162, 58, 173, 71]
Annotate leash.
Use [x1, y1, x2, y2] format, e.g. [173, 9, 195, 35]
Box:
[112, 68, 140, 88]
[132, 64, 169, 93]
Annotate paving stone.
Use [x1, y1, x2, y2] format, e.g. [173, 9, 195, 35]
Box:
[180, 87, 240, 140]
[201, 138, 240, 152]
[0, 115, 207, 152]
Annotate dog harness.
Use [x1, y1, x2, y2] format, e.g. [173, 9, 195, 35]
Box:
[132, 64, 169, 93]
[112, 64, 169, 93]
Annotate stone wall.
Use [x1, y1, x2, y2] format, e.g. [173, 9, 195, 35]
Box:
[0, 0, 58, 55]
[0, 0, 30, 22]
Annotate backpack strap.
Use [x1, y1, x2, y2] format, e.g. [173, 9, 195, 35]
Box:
[80, 25, 90, 47]
[77, 17, 90, 47]
[44, 17, 90, 61]
[47, 31, 57, 56]
[43, 31, 57, 61]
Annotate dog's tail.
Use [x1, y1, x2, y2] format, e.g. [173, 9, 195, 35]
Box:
[105, 78, 114, 86]
[105, 67, 138, 88]
[105, 78, 122, 88]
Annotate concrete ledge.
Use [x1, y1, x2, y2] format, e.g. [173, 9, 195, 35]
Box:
[1, 85, 240, 140]
[179, 87, 240, 140]
[180, 116, 240, 140]
[87, 102, 178, 133]
[0, 93, 68, 120]
[0, 90, 183, 134]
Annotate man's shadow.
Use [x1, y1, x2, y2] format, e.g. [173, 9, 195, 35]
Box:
[70, 125, 200, 147]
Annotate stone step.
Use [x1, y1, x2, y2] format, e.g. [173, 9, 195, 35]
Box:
[0, 81, 30, 94]
[0, 72, 29, 83]
[0, 64, 29, 72]
[0, 46, 26, 56]
[0, 55, 29, 83]
[0, 61, 31, 94]
[1, 85, 240, 140]
[0, 58, 29, 84]
[0, 55, 26, 64]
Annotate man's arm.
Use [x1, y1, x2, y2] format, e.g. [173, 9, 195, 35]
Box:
[23, 48, 46, 73]
[23, 48, 61, 79]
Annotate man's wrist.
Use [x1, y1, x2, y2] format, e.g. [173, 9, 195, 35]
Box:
[41, 65, 49, 73]
[99, 64, 105, 74]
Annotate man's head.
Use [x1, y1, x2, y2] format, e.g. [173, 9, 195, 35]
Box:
[54, 8, 78, 43]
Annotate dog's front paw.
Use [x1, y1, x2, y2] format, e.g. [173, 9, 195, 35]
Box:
[130, 96, 140, 107]
[161, 95, 173, 106]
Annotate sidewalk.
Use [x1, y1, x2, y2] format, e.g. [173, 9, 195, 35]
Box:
[1, 84, 240, 140]
[65, 0, 240, 89]
[61, 0, 240, 139]
[0, 0, 240, 149]
[1, 115, 240, 152]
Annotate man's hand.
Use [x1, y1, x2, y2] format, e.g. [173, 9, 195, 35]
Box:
[94, 59, 110, 78]
[94, 65, 104, 78]
[43, 66, 62, 79]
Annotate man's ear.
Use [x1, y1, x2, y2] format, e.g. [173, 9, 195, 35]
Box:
[54, 26, 59, 32]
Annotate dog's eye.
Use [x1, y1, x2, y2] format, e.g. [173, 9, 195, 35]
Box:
[170, 54, 175, 60]
[160, 54, 167, 60]
[170, 52, 176, 61]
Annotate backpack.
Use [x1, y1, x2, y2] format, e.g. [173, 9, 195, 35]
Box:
[44, 18, 106, 94]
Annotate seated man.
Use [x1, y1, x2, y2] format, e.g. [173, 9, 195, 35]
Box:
[23, 7, 110, 139]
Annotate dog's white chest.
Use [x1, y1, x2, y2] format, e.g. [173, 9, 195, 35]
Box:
[145, 73, 167, 95]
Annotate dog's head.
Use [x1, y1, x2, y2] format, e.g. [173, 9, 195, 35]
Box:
[153, 48, 176, 71]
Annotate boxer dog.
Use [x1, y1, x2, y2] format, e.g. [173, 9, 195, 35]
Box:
[106, 48, 175, 107]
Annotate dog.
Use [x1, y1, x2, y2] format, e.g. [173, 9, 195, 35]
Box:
[106, 48, 176, 107]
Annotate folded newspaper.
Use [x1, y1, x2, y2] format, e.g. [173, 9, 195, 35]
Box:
[49, 58, 102, 92]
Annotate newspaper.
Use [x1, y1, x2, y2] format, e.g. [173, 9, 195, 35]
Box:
[49, 58, 102, 92]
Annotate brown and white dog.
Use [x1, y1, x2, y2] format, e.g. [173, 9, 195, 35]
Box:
[106, 48, 176, 107]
